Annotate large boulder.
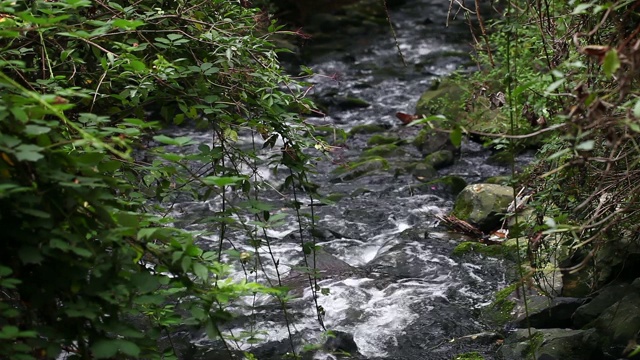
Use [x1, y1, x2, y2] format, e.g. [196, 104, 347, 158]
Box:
[572, 283, 631, 328]
[592, 290, 640, 345]
[499, 328, 602, 360]
[451, 184, 514, 232]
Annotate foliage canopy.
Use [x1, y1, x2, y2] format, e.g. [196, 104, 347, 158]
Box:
[0, 0, 324, 358]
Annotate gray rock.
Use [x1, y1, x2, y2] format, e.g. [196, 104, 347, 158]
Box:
[572, 283, 631, 328]
[451, 184, 514, 232]
[424, 149, 455, 169]
[499, 328, 602, 360]
[412, 163, 437, 182]
[513, 296, 587, 329]
[593, 291, 640, 345]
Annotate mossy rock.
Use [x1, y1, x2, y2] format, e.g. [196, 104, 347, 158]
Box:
[362, 144, 405, 158]
[412, 127, 457, 155]
[483, 283, 518, 326]
[330, 157, 389, 183]
[324, 192, 346, 203]
[484, 176, 511, 185]
[415, 78, 465, 118]
[486, 151, 514, 166]
[453, 352, 484, 360]
[367, 134, 402, 146]
[348, 124, 388, 136]
[420, 175, 467, 196]
[336, 96, 370, 110]
[412, 163, 437, 182]
[451, 184, 514, 232]
[423, 149, 455, 169]
[452, 241, 506, 257]
[351, 188, 372, 197]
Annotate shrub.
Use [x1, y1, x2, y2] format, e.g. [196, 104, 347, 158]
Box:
[0, 0, 322, 358]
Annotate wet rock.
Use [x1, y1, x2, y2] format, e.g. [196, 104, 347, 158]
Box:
[424, 149, 455, 169]
[330, 157, 388, 182]
[451, 184, 514, 232]
[452, 242, 505, 258]
[486, 151, 514, 166]
[513, 296, 587, 329]
[309, 226, 348, 241]
[367, 134, 402, 146]
[429, 175, 467, 196]
[362, 144, 405, 158]
[593, 290, 640, 345]
[415, 78, 465, 118]
[499, 328, 602, 360]
[323, 330, 359, 355]
[484, 176, 510, 185]
[411, 163, 437, 182]
[348, 124, 388, 136]
[572, 283, 630, 328]
[335, 96, 371, 110]
[412, 127, 457, 156]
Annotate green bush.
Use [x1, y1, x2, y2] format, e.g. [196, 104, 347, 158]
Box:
[0, 0, 322, 358]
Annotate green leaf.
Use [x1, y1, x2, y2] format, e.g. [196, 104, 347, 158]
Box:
[201, 176, 246, 186]
[137, 228, 158, 240]
[166, 33, 183, 41]
[18, 247, 44, 264]
[633, 98, 640, 118]
[0, 325, 19, 339]
[193, 262, 208, 280]
[14, 144, 44, 162]
[91, 340, 119, 359]
[545, 78, 565, 93]
[575, 140, 595, 151]
[603, 49, 620, 77]
[20, 208, 50, 218]
[153, 135, 194, 146]
[572, 3, 592, 14]
[112, 18, 145, 30]
[116, 340, 140, 357]
[24, 125, 51, 136]
[449, 128, 462, 147]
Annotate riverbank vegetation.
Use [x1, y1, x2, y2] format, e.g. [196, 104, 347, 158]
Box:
[0, 0, 327, 358]
[433, 0, 640, 358]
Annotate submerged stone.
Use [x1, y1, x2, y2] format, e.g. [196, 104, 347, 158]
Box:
[411, 163, 437, 182]
[423, 149, 455, 169]
[362, 144, 405, 158]
[348, 124, 388, 136]
[367, 134, 401, 146]
[330, 157, 389, 183]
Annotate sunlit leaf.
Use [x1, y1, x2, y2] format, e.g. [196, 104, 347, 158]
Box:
[603, 49, 620, 77]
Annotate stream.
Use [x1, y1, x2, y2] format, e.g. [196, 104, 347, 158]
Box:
[165, 1, 529, 359]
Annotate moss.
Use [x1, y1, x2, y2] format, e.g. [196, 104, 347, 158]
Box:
[362, 144, 404, 158]
[483, 283, 518, 326]
[484, 176, 511, 185]
[423, 150, 455, 169]
[367, 134, 401, 146]
[486, 151, 514, 166]
[453, 352, 484, 360]
[525, 331, 544, 358]
[452, 241, 505, 257]
[427, 175, 467, 195]
[415, 78, 465, 117]
[330, 157, 389, 182]
[324, 193, 346, 203]
[412, 163, 437, 182]
[348, 124, 387, 136]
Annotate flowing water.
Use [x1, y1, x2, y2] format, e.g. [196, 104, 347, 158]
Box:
[166, 1, 530, 359]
